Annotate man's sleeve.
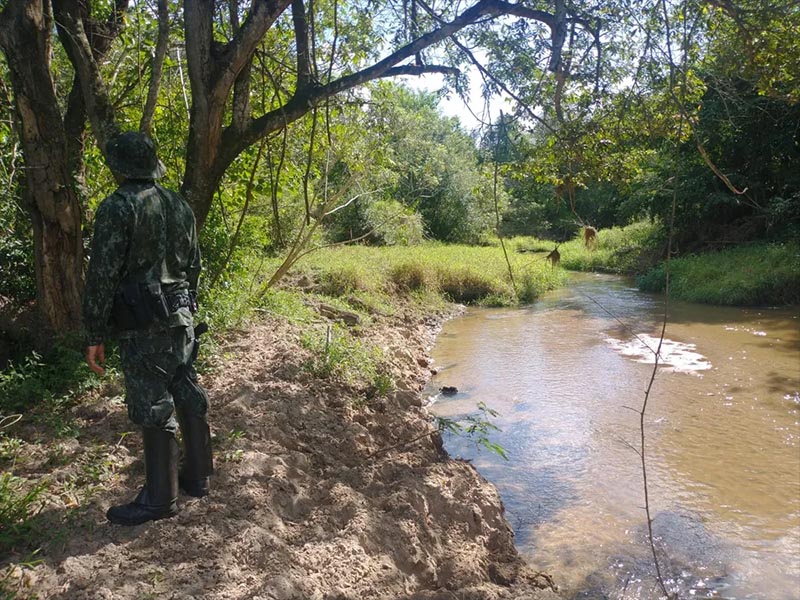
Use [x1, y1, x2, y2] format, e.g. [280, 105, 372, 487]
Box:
[82, 196, 131, 345]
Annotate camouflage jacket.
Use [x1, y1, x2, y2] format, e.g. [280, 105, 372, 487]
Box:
[82, 181, 201, 345]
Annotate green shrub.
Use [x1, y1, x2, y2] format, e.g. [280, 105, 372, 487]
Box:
[317, 264, 374, 296]
[301, 324, 386, 386]
[0, 346, 102, 415]
[437, 268, 501, 303]
[389, 261, 435, 292]
[362, 199, 425, 246]
[517, 268, 556, 304]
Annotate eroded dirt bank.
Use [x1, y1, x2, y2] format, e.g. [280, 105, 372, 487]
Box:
[4, 304, 560, 599]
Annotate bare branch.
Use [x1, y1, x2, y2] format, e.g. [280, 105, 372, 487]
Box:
[322, 187, 390, 217]
[696, 139, 758, 207]
[227, 0, 564, 160]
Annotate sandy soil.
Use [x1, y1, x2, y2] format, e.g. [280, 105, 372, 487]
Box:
[2, 303, 560, 600]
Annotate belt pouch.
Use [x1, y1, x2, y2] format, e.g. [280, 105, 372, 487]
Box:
[146, 283, 171, 321]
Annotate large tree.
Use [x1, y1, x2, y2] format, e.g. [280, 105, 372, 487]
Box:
[0, 0, 125, 333]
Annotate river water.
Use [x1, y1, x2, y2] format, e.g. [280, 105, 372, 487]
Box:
[426, 273, 800, 600]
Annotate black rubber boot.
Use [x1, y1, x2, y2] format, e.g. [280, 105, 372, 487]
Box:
[177, 410, 214, 498]
[107, 428, 179, 526]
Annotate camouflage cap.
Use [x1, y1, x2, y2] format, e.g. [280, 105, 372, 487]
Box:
[105, 132, 167, 180]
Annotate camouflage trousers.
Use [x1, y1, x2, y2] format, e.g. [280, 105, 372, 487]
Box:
[119, 324, 209, 434]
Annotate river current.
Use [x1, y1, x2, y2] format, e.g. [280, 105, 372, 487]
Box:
[427, 273, 800, 600]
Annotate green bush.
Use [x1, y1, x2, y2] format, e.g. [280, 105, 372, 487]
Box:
[388, 261, 435, 292]
[301, 324, 389, 390]
[437, 268, 502, 303]
[317, 263, 376, 296]
[517, 268, 556, 304]
[0, 182, 35, 303]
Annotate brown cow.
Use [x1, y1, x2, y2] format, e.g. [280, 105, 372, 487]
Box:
[583, 226, 597, 249]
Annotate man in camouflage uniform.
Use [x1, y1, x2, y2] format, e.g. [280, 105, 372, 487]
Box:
[83, 131, 213, 526]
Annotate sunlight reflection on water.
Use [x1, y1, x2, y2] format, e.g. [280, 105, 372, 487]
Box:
[604, 334, 713, 374]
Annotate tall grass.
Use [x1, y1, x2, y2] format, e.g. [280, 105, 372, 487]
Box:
[295, 243, 566, 306]
[637, 241, 800, 305]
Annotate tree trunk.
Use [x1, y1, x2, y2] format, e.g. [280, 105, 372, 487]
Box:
[0, 1, 84, 334]
[181, 104, 226, 230]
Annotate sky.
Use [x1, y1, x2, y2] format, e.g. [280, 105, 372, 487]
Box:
[400, 67, 513, 133]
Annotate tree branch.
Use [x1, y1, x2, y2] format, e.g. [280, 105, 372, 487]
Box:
[53, 0, 121, 150]
[215, 0, 291, 96]
[446, 34, 555, 133]
[225, 0, 561, 161]
[383, 64, 461, 77]
[84, 0, 128, 59]
[549, 0, 567, 72]
[183, 0, 215, 99]
[140, 0, 170, 136]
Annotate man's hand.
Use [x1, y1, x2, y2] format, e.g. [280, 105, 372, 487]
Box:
[86, 344, 106, 375]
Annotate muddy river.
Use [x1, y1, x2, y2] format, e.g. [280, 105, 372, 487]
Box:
[427, 273, 800, 599]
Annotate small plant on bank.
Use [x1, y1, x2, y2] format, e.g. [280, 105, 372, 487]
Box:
[0, 416, 22, 466]
[369, 372, 396, 400]
[0, 436, 21, 465]
[301, 324, 388, 387]
[218, 429, 246, 463]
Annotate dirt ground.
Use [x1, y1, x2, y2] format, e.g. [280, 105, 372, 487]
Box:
[2, 303, 561, 600]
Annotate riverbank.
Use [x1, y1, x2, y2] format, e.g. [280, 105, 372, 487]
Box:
[636, 241, 800, 305]
[551, 222, 799, 306]
[0, 292, 561, 599]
